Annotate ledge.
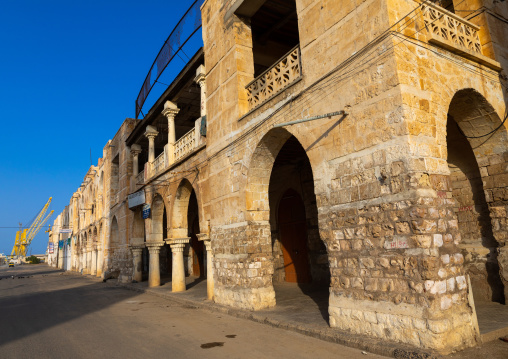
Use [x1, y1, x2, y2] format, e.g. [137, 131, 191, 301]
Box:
[428, 35, 502, 71]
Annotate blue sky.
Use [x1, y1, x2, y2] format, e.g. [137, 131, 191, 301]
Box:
[0, 0, 202, 255]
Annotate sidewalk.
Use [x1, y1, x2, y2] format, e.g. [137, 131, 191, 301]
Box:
[116, 276, 438, 358]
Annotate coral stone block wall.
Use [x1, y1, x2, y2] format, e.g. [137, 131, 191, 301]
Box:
[199, 0, 508, 353]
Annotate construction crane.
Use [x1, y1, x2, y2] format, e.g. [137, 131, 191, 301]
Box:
[11, 197, 54, 259]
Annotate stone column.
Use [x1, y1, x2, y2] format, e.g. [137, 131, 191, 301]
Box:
[194, 65, 206, 117]
[168, 238, 190, 292]
[87, 246, 93, 274]
[79, 248, 83, 273]
[91, 245, 97, 276]
[146, 242, 164, 287]
[162, 101, 180, 165]
[130, 245, 144, 282]
[145, 126, 158, 163]
[81, 247, 87, 274]
[96, 244, 103, 277]
[131, 144, 142, 178]
[197, 233, 213, 300]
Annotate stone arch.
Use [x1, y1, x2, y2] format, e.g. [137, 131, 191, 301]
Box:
[132, 209, 145, 244]
[172, 179, 199, 238]
[99, 171, 104, 193]
[244, 127, 293, 221]
[446, 88, 508, 303]
[151, 194, 166, 242]
[110, 216, 120, 248]
[448, 88, 508, 159]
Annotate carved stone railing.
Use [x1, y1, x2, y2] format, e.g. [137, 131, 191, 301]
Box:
[152, 151, 165, 177]
[421, 3, 481, 54]
[246, 45, 302, 110]
[136, 170, 144, 185]
[419, 2, 500, 70]
[174, 127, 196, 161]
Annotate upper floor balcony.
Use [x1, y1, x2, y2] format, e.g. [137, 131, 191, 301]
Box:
[403, 0, 501, 71]
[127, 49, 207, 188]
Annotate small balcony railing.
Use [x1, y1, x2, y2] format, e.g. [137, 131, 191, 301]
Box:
[418, 2, 500, 70]
[174, 127, 196, 161]
[246, 45, 302, 110]
[136, 170, 144, 185]
[152, 151, 165, 177]
[421, 3, 481, 54]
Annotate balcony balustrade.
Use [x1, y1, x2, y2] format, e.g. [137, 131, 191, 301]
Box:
[174, 127, 196, 162]
[246, 45, 302, 110]
[417, 2, 500, 70]
[135, 118, 204, 185]
[152, 151, 165, 177]
[136, 170, 144, 185]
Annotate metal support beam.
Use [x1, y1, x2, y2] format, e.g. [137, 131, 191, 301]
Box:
[273, 111, 348, 128]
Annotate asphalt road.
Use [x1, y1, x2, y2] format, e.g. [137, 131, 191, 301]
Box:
[0, 264, 387, 359]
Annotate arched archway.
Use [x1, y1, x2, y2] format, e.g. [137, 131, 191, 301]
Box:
[172, 179, 196, 237]
[268, 135, 329, 286]
[236, 128, 329, 313]
[110, 216, 119, 248]
[149, 194, 171, 282]
[188, 190, 204, 277]
[173, 179, 204, 278]
[447, 88, 508, 304]
[151, 194, 165, 242]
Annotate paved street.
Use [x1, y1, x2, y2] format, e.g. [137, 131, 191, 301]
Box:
[0, 265, 386, 359]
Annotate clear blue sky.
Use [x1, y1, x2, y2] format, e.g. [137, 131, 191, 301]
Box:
[0, 0, 202, 255]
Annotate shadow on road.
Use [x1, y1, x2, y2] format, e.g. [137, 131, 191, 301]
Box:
[0, 265, 139, 347]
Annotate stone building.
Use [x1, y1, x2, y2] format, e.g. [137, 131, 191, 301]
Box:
[49, 0, 507, 354]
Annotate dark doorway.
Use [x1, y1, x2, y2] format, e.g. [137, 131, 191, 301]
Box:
[278, 188, 311, 283]
[187, 190, 204, 277]
[447, 116, 505, 304]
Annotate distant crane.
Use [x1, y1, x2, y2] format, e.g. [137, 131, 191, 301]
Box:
[11, 197, 54, 259]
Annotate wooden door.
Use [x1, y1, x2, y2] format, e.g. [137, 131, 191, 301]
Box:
[278, 189, 311, 283]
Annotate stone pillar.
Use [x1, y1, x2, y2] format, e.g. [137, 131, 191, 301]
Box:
[87, 246, 93, 274]
[79, 248, 84, 273]
[197, 233, 213, 300]
[194, 65, 206, 117]
[162, 101, 180, 165]
[81, 247, 87, 274]
[96, 244, 103, 277]
[130, 245, 144, 282]
[145, 126, 158, 163]
[168, 238, 190, 292]
[146, 242, 164, 287]
[91, 246, 97, 276]
[131, 144, 142, 178]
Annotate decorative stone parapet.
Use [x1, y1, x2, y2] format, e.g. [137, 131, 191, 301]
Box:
[152, 150, 166, 177]
[246, 45, 302, 110]
[136, 170, 144, 185]
[174, 127, 196, 162]
[418, 2, 501, 70]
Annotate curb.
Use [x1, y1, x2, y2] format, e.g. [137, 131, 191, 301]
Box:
[116, 282, 440, 359]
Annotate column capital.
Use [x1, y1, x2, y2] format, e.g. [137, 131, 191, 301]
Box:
[145, 125, 159, 139]
[194, 64, 206, 86]
[168, 237, 190, 252]
[131, 144, 142, 156]
[130, 246, 144, 255]
[146, 242, 162, 256]
[162, 101, 180, 119]
[196, 233, 210, 242]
